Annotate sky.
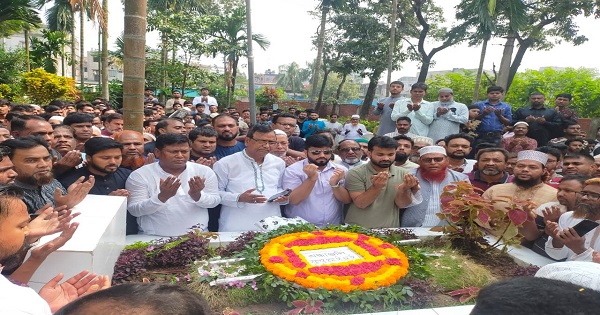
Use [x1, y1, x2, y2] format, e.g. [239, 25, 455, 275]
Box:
[71, 0, 600, 80]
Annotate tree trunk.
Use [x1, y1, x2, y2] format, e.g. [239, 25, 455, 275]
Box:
[101, 0, 109, 99]
[230, 57, 239, 107]
[80, 2, 85, 90]
[160, 33, 168, 103]
[61, 44, 65, 76]
[123, 0, 146, 131]
[417, 57, 431, 83]
[360, 71, 382, 118]
[506, 39, 532, 93]
[332, 73, 347, 115]
[496, 33, 515, 91]
[472, 37, 488, 104]
[24, 29, 30, 72]
[309, 6, 328, 106]
[315, 67, 330, 114]
[71, 11, 76, 80]
[386, 0, 398, 96]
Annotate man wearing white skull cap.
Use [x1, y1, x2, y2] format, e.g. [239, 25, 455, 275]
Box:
[482, 150, 558, 241]
[401, 145, 469, 227]
[428, 88, 469, 142]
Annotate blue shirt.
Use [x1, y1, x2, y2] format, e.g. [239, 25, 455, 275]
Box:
[475, 100, 512, 133]
[302, 120, 326, 138]
[214, 141, 246, 160]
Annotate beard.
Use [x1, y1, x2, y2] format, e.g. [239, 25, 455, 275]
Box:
[573, 203, 600, 219]
[371, 159, 393, 169]
[89, 161, 119, 175]
[395, 152, 408, 164]
[481, 168, 501, 176]
[121, 156, 146, 170]
[343, 157, 361, 165]
[513, 177, 542, 189]
[448, 152, 465, 159]
[24, 171, 54, 186]
[308, 156, 328, 167]
[218, 133, 236, 141]
[420, 168, 448, 182]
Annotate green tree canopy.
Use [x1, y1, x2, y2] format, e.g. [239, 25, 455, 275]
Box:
[505, 68, 600, 118]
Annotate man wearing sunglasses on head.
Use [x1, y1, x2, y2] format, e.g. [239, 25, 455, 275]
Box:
[282, 135, 352, 227]
[336, 140, 365, 170]
[402, 145, 469, 227]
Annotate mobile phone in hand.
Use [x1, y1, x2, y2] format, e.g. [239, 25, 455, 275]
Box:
[572, 219, 600, 236]
[267, 189, 292, 203]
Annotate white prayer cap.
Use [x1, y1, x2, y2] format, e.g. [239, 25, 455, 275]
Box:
[49, 116, 64, 122]
[412, 136, 434, 145]
[274, 129, 286, 136]
[517, 150, 548, 166]
[351, 114, 360, 119]
[438, 88, 453, 94]
[514, 121, 529, 127]
[419, 145, 447, 157]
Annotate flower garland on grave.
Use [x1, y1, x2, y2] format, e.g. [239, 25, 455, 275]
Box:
[259, 230, 409, 292]
[230, 224, 428, 312]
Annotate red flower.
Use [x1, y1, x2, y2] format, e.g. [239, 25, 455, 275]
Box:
[385, 258, 402, 265]
[350, 276, 365, 285]
[286, 236, 354, 247]
[269, 256, 285, 263]
[296, 271, 308, 278]
[353, 241, 382, 256]
[380, 243, 394, 249]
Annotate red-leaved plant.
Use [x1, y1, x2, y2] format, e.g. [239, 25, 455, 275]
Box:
[434, 181, 535, 252]
[287, 299, 324, 315]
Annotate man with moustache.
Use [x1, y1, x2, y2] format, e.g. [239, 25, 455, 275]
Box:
[270, 113, 306, 159]
[0, 146, 17, 186]
[401, 146, 469, 227]
[444, 133, 476, 174]
[345, 136, 421, 228]
[213, 125, 289, 231]
[189, 127, 217, 167]
[561, 153, 598, 177]
[127, 133, 220, 236]
[513, 92, 562, 147]
[4, 136, 94, 213]
[212, 115, 245, 159]
[283, 134, 351, 227]
[384, 117, 418, 139]
[526, 175, 590, 258]
[545, 177, 600, 261]
[428, 88, 469, 142]
[114, 130, 153, 171]
[393, 135, 418, 170]
[483, 150, 558, 236]
[336, 140, 366, 170]
[467, 148, 511, 193]
[375, 81, 405, 136]
[301, 110, 326, 138]
[58, 138, 131, 197]
[51, 125, 77, 158]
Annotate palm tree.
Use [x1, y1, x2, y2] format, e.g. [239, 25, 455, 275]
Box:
[100, 0, 108, 99]
[0, 0, 40, 26]
[122, 0, 146, 131]
[42, 0, 104, 87]
[276, 62, 302, 99]
[206, 6, 270, 106]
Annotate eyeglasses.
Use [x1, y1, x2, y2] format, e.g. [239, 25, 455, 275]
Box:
[420, 157, 445, 163]
[249, 138, 278, 146]
[339, 147, 361, 153]
[276, 123, 296, 128]
[577, 191, 600, 200]
[310, 150, 332, 155]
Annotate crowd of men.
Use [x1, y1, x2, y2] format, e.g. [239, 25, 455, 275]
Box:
[1, 81, 600, 313]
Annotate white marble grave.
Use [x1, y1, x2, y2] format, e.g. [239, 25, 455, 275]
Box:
[27, 195, 127, 291]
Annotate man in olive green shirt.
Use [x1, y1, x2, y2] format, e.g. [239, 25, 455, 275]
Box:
[344, 136, 422, 228]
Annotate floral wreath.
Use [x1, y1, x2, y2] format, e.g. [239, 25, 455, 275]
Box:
[260, 230, 409, 292]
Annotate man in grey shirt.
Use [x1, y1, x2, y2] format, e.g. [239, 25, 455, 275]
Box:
[374, 81, 404, 136]
[428, 88, 469, 142]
